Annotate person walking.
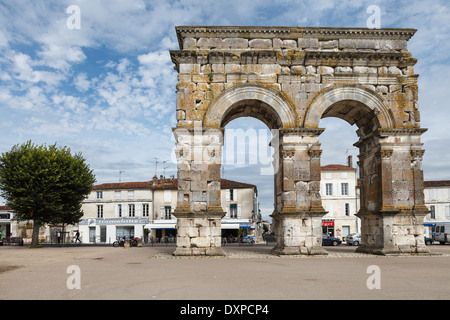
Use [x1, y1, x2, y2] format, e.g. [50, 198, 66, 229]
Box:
[75, 230, 81, 243]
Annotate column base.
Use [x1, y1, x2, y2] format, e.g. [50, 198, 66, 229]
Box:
[173, 247, 226, 257]
[270, 209, 328, 256]
[271, 245, 328, 256]
[356, 209, 431, 255]
[172, 209, 226, 257]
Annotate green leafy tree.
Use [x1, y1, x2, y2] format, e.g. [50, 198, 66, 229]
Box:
[0, 141, 96, 247]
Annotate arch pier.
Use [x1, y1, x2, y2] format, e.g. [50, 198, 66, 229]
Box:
[170, 26, 428, 256]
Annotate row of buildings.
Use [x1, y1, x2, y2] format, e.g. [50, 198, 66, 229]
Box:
[1, 163, 449, 244]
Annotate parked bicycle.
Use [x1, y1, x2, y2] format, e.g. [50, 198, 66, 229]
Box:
[113, 236, 126, 247]
[113, 236, 139, 247]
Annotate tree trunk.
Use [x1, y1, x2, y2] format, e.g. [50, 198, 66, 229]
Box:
[30, 221, 41, 248]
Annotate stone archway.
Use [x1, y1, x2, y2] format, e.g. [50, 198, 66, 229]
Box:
[204, 84, 297, 129]
[170, 26, 428, 256]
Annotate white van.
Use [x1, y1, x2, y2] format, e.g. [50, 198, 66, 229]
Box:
[433, 222, 450, 244]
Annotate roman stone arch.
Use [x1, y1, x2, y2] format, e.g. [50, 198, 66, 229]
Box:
[303, 84, 395, 131]
[170, 26, 428, 256]
[204, 84, 297, 129]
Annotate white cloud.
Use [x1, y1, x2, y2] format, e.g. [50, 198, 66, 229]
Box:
[74, 73, 90, 92]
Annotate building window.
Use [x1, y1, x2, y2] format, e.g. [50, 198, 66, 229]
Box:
[326, 183, 333, 196]
[143, 204, 149, 217]
[345, 203, 350, 216]
[429, 189, 437, 201]
[230, 189, 234, 201]
[118, 204, 122, 217]
[97, 191, 103, 199]
[230, 204, 237, 218]
[97, 205, 103, 218]
[164, 206, 172, 219]
[430, 205, 435, 219]
[341, 183, 348, 196]
[128, 204, 135, 217]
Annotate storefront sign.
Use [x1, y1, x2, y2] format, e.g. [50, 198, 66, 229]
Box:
[0, 213, 11, 220]
[79, 218, 148, 225]
[322, 220, 335, 227]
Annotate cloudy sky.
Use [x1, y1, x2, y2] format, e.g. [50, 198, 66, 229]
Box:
[1, 0, 450, 220]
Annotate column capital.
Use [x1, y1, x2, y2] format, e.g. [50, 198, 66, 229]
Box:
[379, 149, 393, 159]
[308, 148, 322, 159]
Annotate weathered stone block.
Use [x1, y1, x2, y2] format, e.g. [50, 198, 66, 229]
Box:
[183, 37, 197, 49]
[291, 65, 306, 74]
[317, 66, 334, 74]
[249, 39, 272, 48]
[222, 38, 248, 48]
[298, 38, 319, 49]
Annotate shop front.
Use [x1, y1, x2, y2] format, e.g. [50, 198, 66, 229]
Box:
[78, 218, 148, 244]
[0, 210, 12, 239]
[221, 219, 254, 242]
[322, 219, 335, 237]
[144, 219, 177, 243]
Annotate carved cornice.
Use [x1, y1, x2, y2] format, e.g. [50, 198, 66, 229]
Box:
[304, 51, 416, 67]
[175, 26, 417, 49]
[279, 127, 325, 136]
[170, 49, 417, 71]
[378, 128, 428, 136]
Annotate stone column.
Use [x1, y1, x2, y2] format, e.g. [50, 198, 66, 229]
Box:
[271, 129, 327, 255]
[410, 148, 429, 253]
[357, 130, 430, 255]
[380, 149, 396, 212]
[172, 124, 226, 256]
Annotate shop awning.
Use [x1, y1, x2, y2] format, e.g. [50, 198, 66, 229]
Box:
[221, 223, 240, 230]
[144, 223, 176, 230]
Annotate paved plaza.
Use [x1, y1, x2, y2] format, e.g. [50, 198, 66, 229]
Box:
[1, 243, 449, 300]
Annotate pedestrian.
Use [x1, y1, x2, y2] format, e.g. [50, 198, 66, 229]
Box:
[75, 230, 81, 243]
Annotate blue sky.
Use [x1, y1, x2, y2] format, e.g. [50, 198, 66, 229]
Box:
[1, 0, 450, 220]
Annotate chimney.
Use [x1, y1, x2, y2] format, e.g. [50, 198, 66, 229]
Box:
[347, 155, 353, 168]
[152, 175, 157, 186]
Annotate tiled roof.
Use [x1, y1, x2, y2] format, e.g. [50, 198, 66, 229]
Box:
[424, 180, 450, 187]
[93, 178, 257, 191]
[0, 206, 12, 211]
[93, 181, 153, 190]
[321, 164, 356, 171]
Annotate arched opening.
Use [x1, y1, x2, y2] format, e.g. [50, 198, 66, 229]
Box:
[221, 116, 274, 243]
[318, 96, 387, 250]
[219, 95, 288, 245]
[319, 109, 364, 244]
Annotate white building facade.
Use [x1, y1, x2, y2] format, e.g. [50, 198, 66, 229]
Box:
[79, 177, 258, 244]
[320, 164, 360, 240]
[423, 180, 450, 237]
[79, 181, 153, 243]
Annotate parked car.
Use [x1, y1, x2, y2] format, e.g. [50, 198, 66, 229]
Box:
[322, 234, 341, 246]
[434, 222, 450, 245]
[346, 233, 361, 246]
[425, 237, 433, 245]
